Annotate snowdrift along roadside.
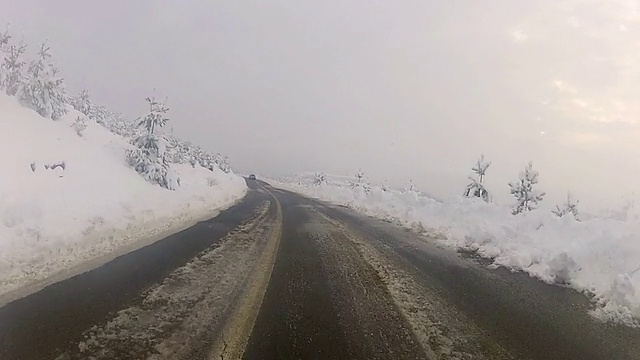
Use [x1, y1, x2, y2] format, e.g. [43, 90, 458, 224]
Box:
[272, 173, 640, 326]
[0, 94, 247, 300]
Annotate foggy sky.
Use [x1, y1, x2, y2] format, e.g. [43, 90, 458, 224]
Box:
[3, 0, 640, 210]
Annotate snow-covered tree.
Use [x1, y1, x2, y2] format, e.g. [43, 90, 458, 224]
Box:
[71, 89, 92, 116]
[68, 89, 234, 179]
[553, 192, 579, 220]
[127, 97, 179, 190]
[313, 172, 327, 186]
[403, 180, 417, 194]
[381, 181, 389, 192]
[213, 153, 230, 173]
[2, 41, 27, 96]
[174, 145, 231, 173]
[138, 97, 168, 134]
[0, 28, 9, 51]
[70, 91, 110, 125]
[464, 154, 491, 202]
[127, 136, 180, 189]
[71, 92, 140, 138]
[0, 27, 11, 92]
[350, 169, 371, 193]
[0, 31, 27, 96]
[509, 162, 545, 215]
[21, 43, 68, 120]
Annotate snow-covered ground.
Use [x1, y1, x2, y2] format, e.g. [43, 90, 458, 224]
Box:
[0, 94, 247, 300]
[272, 173, 640, 326]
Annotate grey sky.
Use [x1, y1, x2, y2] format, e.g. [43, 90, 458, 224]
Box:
[3, 0, 639, 209]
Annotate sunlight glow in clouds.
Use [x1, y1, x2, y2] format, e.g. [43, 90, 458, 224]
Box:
[510, 30, 528, 42]
[531, 0, 640, 129]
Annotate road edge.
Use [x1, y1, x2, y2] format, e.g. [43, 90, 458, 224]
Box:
[0, 194, 250, 309]
[209, 184, 283, 360]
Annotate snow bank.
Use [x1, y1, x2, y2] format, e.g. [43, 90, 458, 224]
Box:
[273, 173, 640, 326]
[0, 94, 247, 298]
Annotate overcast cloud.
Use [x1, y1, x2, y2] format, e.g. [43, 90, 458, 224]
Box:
[2, 0, 640, 209]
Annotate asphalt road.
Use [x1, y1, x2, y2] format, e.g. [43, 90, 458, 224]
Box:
[1, 179, 640, 359]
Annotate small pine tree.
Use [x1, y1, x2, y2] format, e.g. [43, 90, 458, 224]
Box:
[21, 43, 68, 120]
[0, 28, 9, 51]
[127, 97, 179, 190]
[138, 97, 169, 134]
[1, 34, 27, 96]
[381, 181, 389, 192]
[71, 91, 107, 124]
[552, 192, 579, 220]
[464, 154, 491, 202]
[313, 172, 327, 186]
[0, 27, 10, 92]
[350, 169, 371, 193]
[72, 89, 92, 116]
[509, 162, 545, 215]
[403, 180, 418, 194]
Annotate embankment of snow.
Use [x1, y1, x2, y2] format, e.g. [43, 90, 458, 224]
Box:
[0, 94, 247, 300]
[272, 174, 640, 326]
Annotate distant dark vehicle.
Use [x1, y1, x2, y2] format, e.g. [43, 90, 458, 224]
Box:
[249, 174, 257, 180]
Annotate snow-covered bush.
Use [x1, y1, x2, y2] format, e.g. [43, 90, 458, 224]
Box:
[70, 90, 126, 132]
[71, 90, 141, 140]
[20, 43, 68, 120]
[509, 162, 545, 215]
[101, 111, 138, 138]
[464, 154, 491, 202]
[553, 192, 579, 220]
[163, 136, 230, 173]
[70, 116, 87, 137]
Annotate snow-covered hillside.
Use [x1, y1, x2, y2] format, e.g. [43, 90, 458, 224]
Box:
[273, 173, 640, 326]
[0, 94, 247, 300]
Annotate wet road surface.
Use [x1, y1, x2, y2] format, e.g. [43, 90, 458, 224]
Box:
[1, 179, 640, 359]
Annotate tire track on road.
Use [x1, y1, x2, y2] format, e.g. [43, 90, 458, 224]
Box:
[315, 209, 513, 360]
[243, 189, 430, 359]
